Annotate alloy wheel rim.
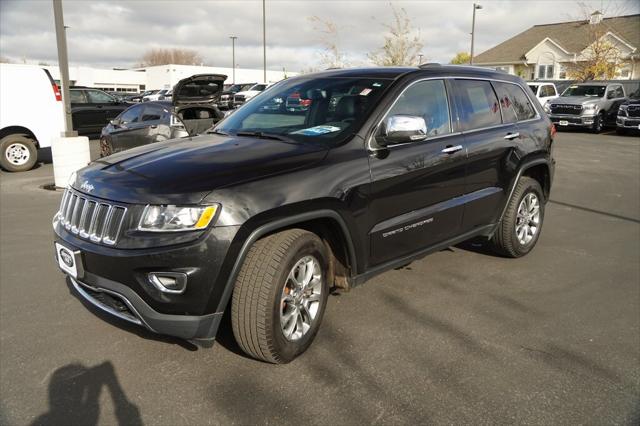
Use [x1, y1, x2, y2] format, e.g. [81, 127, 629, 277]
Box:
[5, 143, 30, 166]
[515, 193, 541, 245]
[280, 255, 322, 342]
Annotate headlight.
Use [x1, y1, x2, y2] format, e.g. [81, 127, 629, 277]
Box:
[618, 105, 628, 116]
[583, 104, 596, 112]
[543, 104, 551, 114]
[138, 205, 219, 232]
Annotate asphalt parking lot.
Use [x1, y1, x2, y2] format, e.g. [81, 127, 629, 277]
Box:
[0, 130, 638, 425]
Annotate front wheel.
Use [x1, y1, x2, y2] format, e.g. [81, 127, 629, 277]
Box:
[231, 229, 330, 363]
[491, 177, 545, 258]
[0, 135, 37, 172]
[591, 111, 605, 133]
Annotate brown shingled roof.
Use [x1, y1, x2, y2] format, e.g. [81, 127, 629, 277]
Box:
[474, 14, 640, 64]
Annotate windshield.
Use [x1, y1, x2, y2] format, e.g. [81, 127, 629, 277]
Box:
[528, 84, 539, 94]
[629, 90, 640, 99]
[215, 76, 391, 145]
[562, 85, 606, 97]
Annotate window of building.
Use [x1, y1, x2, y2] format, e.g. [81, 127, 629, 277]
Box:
[537, 64, 554, 80]
[455, 79, 502, 130]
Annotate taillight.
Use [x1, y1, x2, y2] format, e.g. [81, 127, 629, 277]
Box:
[52, 83, 62, 101]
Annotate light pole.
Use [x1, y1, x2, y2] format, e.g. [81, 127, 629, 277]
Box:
[229, 36, 237, 84]
[417, 53, 424, 65]
[262, 0, 266, 82]
[52, 0, 75, 136]
[470, 3, 482, 65]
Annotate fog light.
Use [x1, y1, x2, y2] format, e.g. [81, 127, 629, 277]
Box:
[148, 272, 187, 294]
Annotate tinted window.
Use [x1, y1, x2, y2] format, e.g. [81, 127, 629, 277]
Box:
[69, 90, 86, 103]
[492, 82, 518, 124]
[87, 90, 115, 103]
[528, 84, 539, 95]
[542, 85, 556, 97]
[252, 84, 267, 91]
[562, 85, 606, 97]
[613, 86, 624, 98]
[502, 83, 537, 121]
[385, 79, 451, 137]
[118, 105, 142, 124]
[141, 104, 165, 122]
[455, 80, 501, 130]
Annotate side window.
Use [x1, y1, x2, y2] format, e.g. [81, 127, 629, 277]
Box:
[118, 105, 142, 124]
[141, 104, 165, 122]
[501, 83, 537, 121]
[69, 90, 87, 104]
[492, 82, 518, 124]
[455, 80, 501, 130]
[385, 79, 451, 137]
[541, 85, 554, 97]
[86, 90, 115, 103]
[614, 86, 624, 98]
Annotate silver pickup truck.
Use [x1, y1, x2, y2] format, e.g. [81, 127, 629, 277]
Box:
[545, 82, 627, 133]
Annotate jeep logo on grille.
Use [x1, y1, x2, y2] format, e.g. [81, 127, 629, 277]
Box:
[80, 181, 94, 193]
[59, 248, 74, 268]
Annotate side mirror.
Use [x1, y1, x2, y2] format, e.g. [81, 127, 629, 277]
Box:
[110, 118, 121, 127]
[378, 115, 427, 146]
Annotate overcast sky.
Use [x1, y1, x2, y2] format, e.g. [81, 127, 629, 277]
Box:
[1, 0, 638, 72]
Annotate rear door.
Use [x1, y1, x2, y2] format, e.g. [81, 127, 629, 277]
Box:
[368, 79, 467, 265]
[452, 79, 519, 232]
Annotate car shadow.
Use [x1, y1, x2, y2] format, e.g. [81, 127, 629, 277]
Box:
[31, 361, 142, 426]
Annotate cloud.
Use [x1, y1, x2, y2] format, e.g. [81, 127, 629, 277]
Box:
[1, 0, 638, 71]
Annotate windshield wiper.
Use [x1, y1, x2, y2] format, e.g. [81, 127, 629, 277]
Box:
[206, 129, 229, 136]
[235, 131, 291, 142]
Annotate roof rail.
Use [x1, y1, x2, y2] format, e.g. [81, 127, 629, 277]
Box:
[418, 63, 442, 69]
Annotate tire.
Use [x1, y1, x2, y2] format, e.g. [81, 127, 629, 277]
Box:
[491, 177, 545, 258]
[591, 111, 605, 133]
[231, 229, 330, 363]
[99, 137, 113, 157]
[0, 135, 37, 172]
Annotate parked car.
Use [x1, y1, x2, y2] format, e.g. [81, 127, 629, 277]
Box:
[218, 83, 257, 109]
[53, 65, 555, 363]
[126, 90, 155, 103]
[233, 83, 269, 107]
[143, 89, 170, 102]
[545, 82, 627, 132]
[527, 82, 558, 106]
[159, 89, 172, 101]
[70, 87, 133, 136]
[100, 74, 226, 156]
[107, 91, 135, 102]
[0, 63, 64, 172]
[616, 89, 640, 135]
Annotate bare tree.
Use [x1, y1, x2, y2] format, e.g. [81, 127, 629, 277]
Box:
[138, 48, 203, 67]
[449, 52, 471, 65]
[368, 4, 423, 66]
[308, 16, 350, 69]
[566, 1, 630, 80]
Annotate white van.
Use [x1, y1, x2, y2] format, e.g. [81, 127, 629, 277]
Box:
[0, 64, 64, 172]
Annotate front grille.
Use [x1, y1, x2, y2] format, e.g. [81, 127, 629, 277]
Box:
[551, 104, 583, 115]
[627, 105, 640, 117]
[57, 188, 127, 246]
[234, 95, 246, 103]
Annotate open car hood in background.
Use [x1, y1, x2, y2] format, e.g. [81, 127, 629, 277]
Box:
[173, 74, 227, 106]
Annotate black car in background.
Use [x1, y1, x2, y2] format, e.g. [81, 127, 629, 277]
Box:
[218, 83, 256, 109]
[70, 87, 132, 136]
[100, 74, 226, 156]
[616, 89, 640, 134]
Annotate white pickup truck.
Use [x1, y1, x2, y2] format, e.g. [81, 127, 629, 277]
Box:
[527, 82, 559, 106]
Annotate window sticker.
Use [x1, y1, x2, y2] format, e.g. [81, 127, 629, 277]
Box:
[292, 125, 342, 136]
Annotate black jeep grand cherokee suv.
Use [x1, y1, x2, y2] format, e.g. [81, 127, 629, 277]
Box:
[53, 65, 555, 363]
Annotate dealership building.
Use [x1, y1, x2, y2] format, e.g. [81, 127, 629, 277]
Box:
[43, 64, 293, 93]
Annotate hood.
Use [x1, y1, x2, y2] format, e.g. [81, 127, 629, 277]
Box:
[550, 96, 601, 106]
[173, 74, 227, 106]
[622, 97, 640, 106]
[72, 134, 329, 205]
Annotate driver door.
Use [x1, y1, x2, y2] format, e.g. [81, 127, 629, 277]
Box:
[367, 79, 467, 265]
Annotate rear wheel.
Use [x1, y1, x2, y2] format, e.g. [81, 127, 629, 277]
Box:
[491, 177, 545, 258]
[231, 229, 330, 363]
[0, 135, 37, 172]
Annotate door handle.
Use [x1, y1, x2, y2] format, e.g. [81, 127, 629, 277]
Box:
[149, 125, 158, 129]
[504, 132, 520, 140]
[441, 145, 463, 154]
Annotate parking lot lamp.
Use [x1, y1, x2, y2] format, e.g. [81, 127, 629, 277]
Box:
[470, 3, 483, 65]
[262, 0, 266, 82]
[230, 36, 237, 84]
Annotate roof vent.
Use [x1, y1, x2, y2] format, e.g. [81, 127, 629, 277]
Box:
[589, 10, 603, 25]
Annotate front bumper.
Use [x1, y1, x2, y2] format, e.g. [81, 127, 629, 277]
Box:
[616, 116, 640, 129]
[549, 114, 596, 128]
[54, 224, 240, 341]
